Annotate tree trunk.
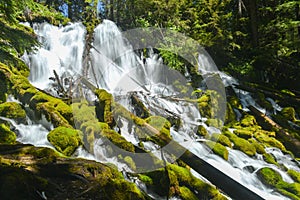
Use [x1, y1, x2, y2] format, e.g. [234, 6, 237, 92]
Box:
[246, 0, 259, 47]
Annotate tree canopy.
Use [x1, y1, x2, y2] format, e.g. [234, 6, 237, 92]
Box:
[1, 0, 299, 90]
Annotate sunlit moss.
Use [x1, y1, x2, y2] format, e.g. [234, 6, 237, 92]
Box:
[0, 123, 16, 144]
[47, 126, 82, 156]
[206, 141, 229, 160]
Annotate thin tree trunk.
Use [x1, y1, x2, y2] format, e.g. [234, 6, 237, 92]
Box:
[247, 0, 259, 47]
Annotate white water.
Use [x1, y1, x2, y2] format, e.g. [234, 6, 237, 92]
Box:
[16, 20, 299, 199]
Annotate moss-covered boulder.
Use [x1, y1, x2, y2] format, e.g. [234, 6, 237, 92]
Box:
[225, 102, 236, 125]
[30, 92, 73, 127]
[141, 164, 226, 199]
[254, 131, 286, 151]
[205, 118, 223, 129]
[240, 115, 257, 127]
[47, 127, 82, 156]
[288, 169, 300, 183]
[262, 153, 278, 165]
[210, 133, 232, 148]
[223, 130, 256, 156]
[0, 102, 26, 122]
[257, 167, 300, 200]
[248, 138, 266, 154]
[198, 90, 225, 119]
[196, 125, 208, 137]
[205, 141, 229, 160]
[281, 107, 297, 122]
[95, 89, 114, 126]
[0, 124, 16, 144]
[233, 128, 253, 139]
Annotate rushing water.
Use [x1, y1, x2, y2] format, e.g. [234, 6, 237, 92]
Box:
[16, 20, 300, 199]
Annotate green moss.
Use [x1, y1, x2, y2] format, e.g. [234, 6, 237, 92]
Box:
[281, 107, 297, 122]
[248, 138, 266, 154]
[225, 102, 236, 125]
[223, 130, 256, 156]
[210, 133, 232, 148]
[257, 167, 300, 200]
[196, 125, 208, 137]
[205, 118, 223, 129]
[143, 163, 226, 199]
[95, 89, 114, 126]
[179, 186, 198, 200]
[124, 156, 136, 171]
[228, 96, 242, 109]
[47, 126, 82, 156]
[233, 128, 253, 139]
[288, 169, 300, 183]
[263, 153, 278, 165]
[257, 167, 282, 186]
[144, 116, 172, 145]
[206, 141, 229, 160]
[197, 90, 225, 119]
[240, 115, 257, 127]
[138, 174, 153, 185]
[0, 102, 26, 122]
[101, 129, 135, 153]
[254, 132, 286, 151]
[0, 124, 16, 144]
[233, 137, 256, 156]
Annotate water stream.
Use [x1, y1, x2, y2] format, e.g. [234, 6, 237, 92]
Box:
[16, 20, 299, 199]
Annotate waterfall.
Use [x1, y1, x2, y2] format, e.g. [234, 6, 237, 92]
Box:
[18, 20, 299, 200]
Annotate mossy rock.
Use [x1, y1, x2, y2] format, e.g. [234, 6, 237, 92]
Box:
[232, 137, 256, 156]
[240, 115, 257, 127]
[228, 96, 242, 109]
[95, 89, 114, 126]
[257, 167, 282, 186]
[30, 92, 73, 126]
[179, 186, 198, 200]
[225, 102, 236, 125]
[47, 127, 82, 156]
[0, 124, 16, 144]
[263, 153, 278, 165]
[144, 116, 172, 145]
[196, 125, 208, 137]
[248, 138, 266, 154]
[123, 156, 136, 171]
[0, 102, 26, 122]
[257, 167, 300, 200]
[198, 90, 225, 119]
[210, 133, 232, 148]
[101, 129, 135, 153]
[206, 141, 229, 160]
[233, 128, 253, 139]
[281, 107, 297, 122]
[254, 132, 286, 151]
[142, 164, 226, 199]
[205, 118, 223, 129]
[223, 130, 256, 156]
[288, 169, 300, 183]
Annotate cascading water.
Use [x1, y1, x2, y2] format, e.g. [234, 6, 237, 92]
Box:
[18, 20, 299, 200]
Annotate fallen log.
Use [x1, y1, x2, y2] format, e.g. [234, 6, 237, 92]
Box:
[233, 83, 300, 107]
